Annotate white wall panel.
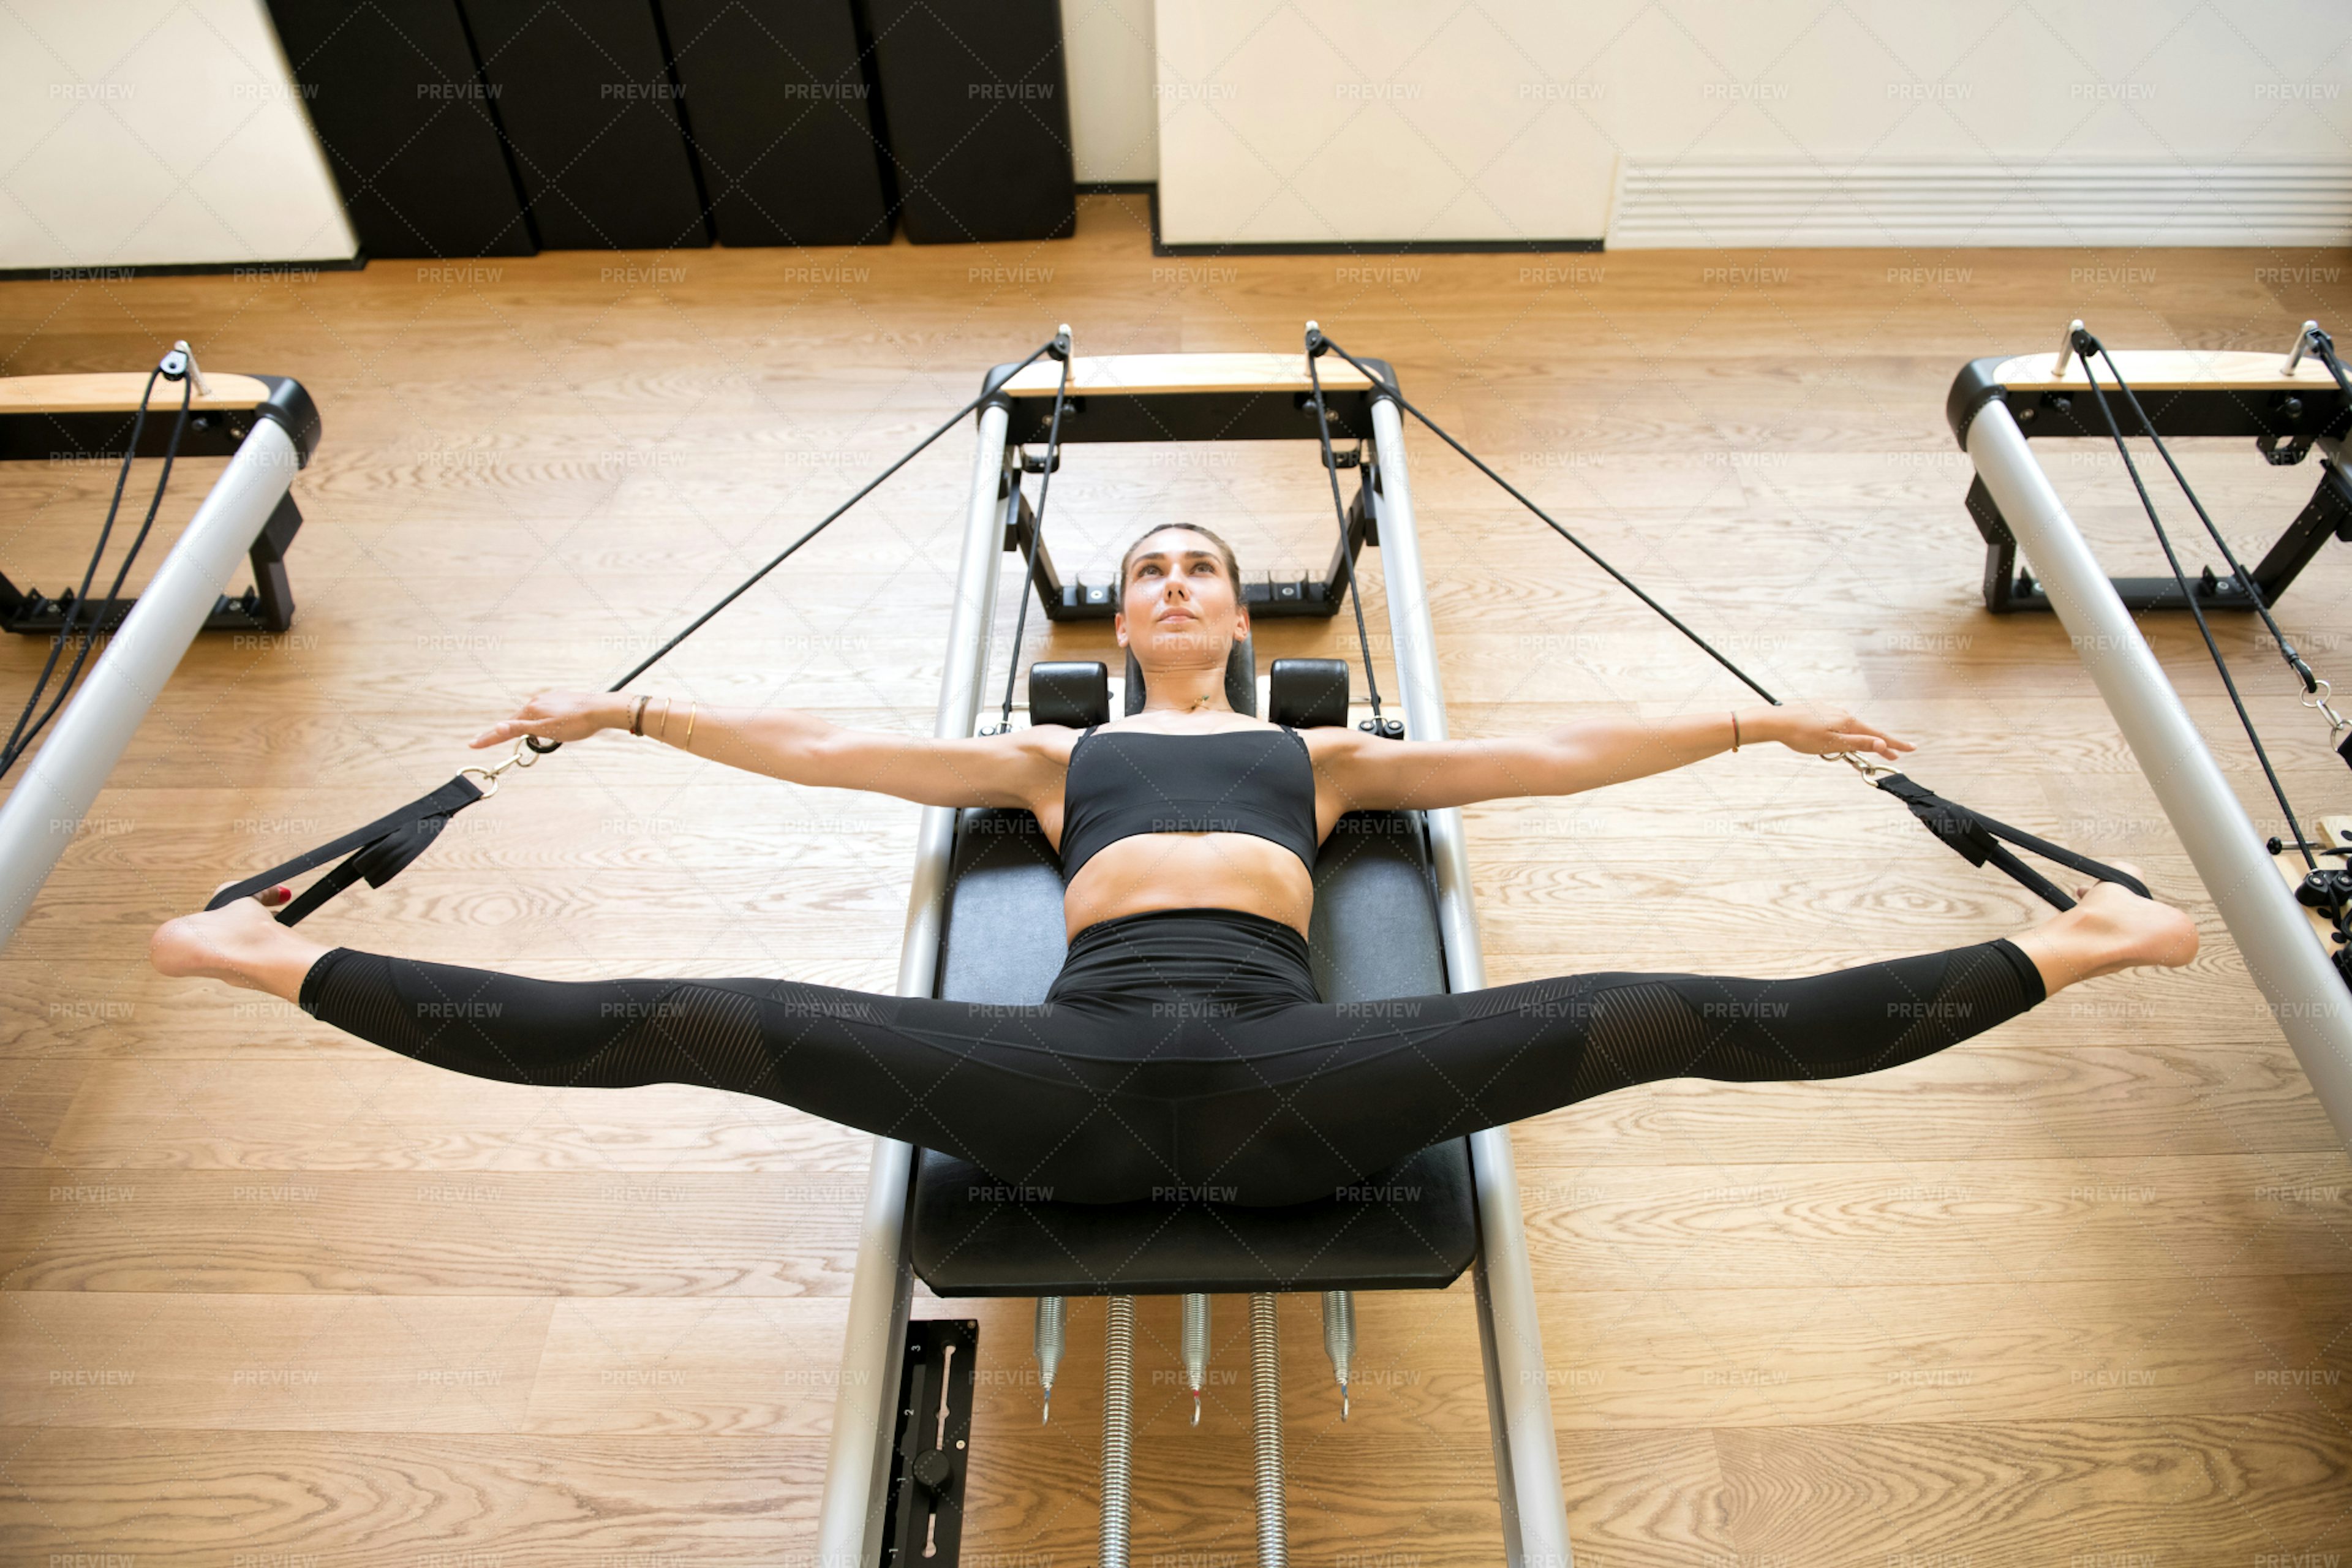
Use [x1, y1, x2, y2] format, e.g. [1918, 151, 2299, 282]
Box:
[1063, 0, 1157, 183]
[0, 0, 356, 271]
[1156, 0, 2352, 247]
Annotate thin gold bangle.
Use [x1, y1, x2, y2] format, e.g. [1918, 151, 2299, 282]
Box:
[657, 696, 673, 741]
[683, 701, 697, 750]
[1730, 712, 1741, 752]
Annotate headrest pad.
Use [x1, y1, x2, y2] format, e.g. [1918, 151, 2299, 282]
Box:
[1126, 638, 1256, 717]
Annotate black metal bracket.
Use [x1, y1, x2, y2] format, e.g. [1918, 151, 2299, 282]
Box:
[0, 491, 303, 639]
[1005, 461, 1379, 622]
[1964, 433, 2352, 616]
[877, 1317, 978, 1568]
[1, 489, 302, 637]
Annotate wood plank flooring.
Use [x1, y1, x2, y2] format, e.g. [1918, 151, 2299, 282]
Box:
[3, 197, 2350, 1564]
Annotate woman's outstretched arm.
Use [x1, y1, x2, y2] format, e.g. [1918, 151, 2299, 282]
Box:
[1321, 701, 1914, 812]
[468, 690, 1063, 810]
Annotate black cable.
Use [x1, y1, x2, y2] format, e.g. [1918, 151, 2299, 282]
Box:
[1303, 326, 1390, 733]
[1309, 328, 1782, 706]
[2, 366, 194, 779]
[526, 334, 1064, 756]
[995, 330, 1072, 733]
[2071, 330, 2323, 877]
[5, 368, 160, 765]
[2094, 339, 2334, 708]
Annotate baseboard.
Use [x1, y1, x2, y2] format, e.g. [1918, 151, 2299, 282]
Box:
[0, 255, 367, 282]
[1083, 182, 1604, 256]
[1608, 160, 2352, 248]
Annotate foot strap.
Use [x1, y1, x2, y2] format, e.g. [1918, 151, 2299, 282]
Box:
[1874, 772, 2149, 911]
[205, 774, 486, 925]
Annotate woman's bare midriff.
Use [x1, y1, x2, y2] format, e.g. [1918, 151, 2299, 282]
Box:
[1061, 832, 1316, 941]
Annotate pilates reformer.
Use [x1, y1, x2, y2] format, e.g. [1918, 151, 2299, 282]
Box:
[1948, 323, 2352, 1151]
[821, 342, 1578, 1568]
[0, 347, 318, 952]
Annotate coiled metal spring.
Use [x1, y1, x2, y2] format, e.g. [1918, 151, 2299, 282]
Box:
[1182, 1292, 1210, 1424]
[1033, 1295, 1065, 1423]
[1250, 1292, 1287, 1568]
[1101, 1295, 1136, 1568]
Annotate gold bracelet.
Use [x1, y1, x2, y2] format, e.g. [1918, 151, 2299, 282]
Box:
[683, 701, 697, 750]
[1730, 712, 1741, 752]
[657, 696, 673, 741]
[629, 694, 652, 737]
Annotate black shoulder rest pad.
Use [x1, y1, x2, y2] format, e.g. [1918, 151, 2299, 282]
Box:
[1270, 658, 1349, 728]
[1028, 661, 1109, 728]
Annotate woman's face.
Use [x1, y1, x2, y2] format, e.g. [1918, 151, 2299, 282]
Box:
[1116, 528, 1247, 671]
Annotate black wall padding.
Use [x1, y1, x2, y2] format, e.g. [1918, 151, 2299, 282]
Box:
[864, 0, 1075, 244]
[659, 0, 892, 247]
[457, 0, 709, 251]
[264, 0, 533, 258]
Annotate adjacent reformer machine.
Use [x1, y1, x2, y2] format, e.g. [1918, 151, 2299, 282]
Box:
[0, 349, 318, 952]
[815, 344, 1578, 1568]
[1947, 324, 2352, 1148]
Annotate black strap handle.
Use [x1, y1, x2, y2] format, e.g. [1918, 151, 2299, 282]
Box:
[206, 774, 486, 925]
[1874, 772, 2147, 911]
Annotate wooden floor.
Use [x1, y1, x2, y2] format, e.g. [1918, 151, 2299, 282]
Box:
[4, 197, 2351, 1565]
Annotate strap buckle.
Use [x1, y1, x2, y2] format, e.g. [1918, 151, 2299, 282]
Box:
[459, 738, 541, 798]
[2303, 676, 2349, 738]
[1830, 749, 1896, 781]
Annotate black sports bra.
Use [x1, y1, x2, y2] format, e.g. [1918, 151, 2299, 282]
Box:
[1058, 724, 1319, 883]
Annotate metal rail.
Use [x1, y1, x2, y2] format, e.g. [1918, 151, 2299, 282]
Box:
[1368, 395, 1577, 1568]
[815, 401, 1016, 1564]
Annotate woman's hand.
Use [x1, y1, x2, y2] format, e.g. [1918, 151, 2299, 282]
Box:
[1753, 702, 1913, 763]
[470, 690, 621, 749]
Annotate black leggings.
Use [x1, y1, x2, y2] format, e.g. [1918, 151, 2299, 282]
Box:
[298, 907, 2046, 1207]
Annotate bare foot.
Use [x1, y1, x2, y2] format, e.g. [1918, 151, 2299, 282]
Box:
[2011, 861, 2199, 994]
[149, 885, 322, 1000]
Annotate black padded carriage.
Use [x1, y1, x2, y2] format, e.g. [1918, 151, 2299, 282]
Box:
[908, 652, 1479, 1297]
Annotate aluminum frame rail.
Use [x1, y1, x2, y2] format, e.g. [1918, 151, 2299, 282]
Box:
[1368, 395, 1576, 1568]
[1967, 400, 2352, 1148]
[0, 419, 303, 952]
[816, 400, 1017, 1565]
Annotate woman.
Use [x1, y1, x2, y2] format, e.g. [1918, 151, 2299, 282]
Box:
[152, 524, 2198, 1207]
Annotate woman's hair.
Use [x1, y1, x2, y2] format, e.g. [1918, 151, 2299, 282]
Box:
[1117, 523, 1243, 598]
